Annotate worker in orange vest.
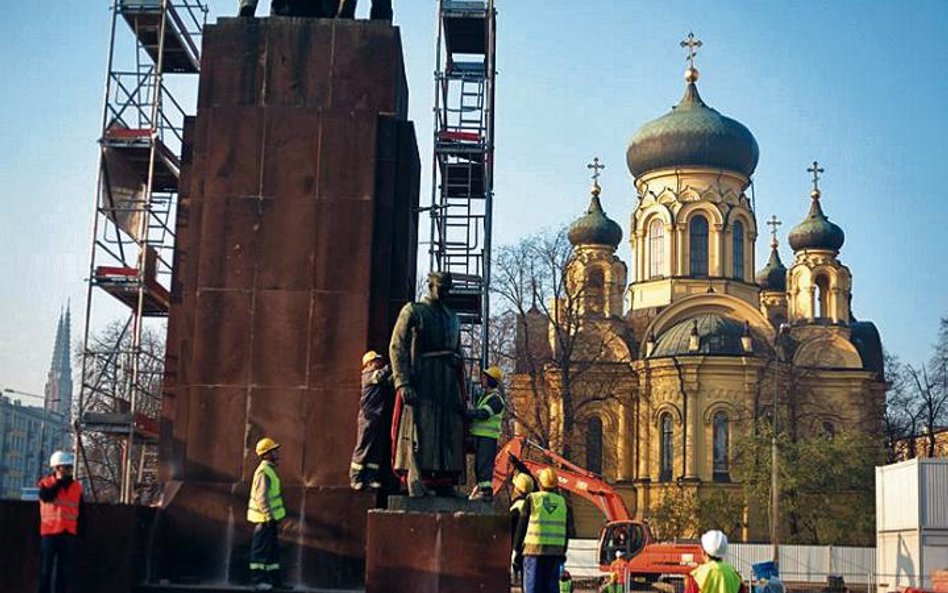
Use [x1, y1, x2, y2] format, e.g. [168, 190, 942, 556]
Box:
[37, 450, 84, 593]
[684, 530, 748, 593]
[599, 550, 627, 593]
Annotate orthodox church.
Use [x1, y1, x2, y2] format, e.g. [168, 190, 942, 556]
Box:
[510, 39, 885, 540]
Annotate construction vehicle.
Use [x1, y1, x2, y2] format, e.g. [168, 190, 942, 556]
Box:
[493, 436, 704, 586]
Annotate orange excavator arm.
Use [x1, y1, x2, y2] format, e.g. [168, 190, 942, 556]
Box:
[492, 436, 632, 522]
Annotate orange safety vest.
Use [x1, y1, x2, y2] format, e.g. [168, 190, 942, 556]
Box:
[609, 558, 628, 585]
[38, 475, 82, 536]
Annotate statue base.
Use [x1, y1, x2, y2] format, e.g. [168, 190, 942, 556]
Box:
[386, 494, 497, 513]
[365, 508, 511, 593]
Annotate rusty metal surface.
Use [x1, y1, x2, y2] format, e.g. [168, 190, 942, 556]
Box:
[0, 500, 155, 593]
[365, 510, 511, 593]
[157, 17, 419, 589]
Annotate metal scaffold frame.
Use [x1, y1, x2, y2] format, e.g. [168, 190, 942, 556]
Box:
[429, 0, 497, 382]
[77, 0, 205, 504]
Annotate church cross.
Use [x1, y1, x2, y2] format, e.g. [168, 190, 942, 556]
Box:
[587, 157, 605, 185]
[807, 160, 825, 192]
[766, 215, 782, 246]
[680, 32, 702, 69]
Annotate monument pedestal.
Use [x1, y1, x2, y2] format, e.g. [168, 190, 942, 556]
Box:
[365, 498, 511, 593]
[158, 16, 419, 589]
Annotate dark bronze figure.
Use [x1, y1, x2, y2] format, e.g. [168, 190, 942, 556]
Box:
[389, 272, 465, 496]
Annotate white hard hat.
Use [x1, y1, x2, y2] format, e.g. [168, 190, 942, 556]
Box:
[701, 530, 728, 558]
[49, 451, 75, 468]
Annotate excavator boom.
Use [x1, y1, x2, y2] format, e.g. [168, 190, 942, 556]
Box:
[492, 436, 632, 522]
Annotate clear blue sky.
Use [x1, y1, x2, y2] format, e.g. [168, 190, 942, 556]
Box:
[1, 1, 946, 396]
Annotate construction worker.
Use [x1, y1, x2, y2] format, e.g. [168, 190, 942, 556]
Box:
[466, 366, 506, 501]
[684, 530, 748, 593]
[37, 450, 84, 593]
[247, 437, 286, 591]
[510, 473, 535, 583]
[599, 550, 627, 593]
[514, 467, 570, 593]
[350, 350, 394, 491]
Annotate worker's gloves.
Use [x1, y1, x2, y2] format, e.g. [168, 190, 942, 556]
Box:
[464, 408, 489, 420]
[58, 476, 73, 487]
[399, 386, 417, 406]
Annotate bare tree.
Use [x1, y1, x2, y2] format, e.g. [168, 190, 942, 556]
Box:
[492, 229, 634, 463]
[74, 318, 164, 503]
[884, 318, 948, 460]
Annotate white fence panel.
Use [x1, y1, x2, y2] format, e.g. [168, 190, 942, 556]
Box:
[564, 541, 875, 584]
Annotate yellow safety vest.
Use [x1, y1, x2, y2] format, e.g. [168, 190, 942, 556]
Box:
[523, 490, 567, 556]
[691, 560, 743, 593]
[470, 388, 504, 439]
[247, 461, 286, 523]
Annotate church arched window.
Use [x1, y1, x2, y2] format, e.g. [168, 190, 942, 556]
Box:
[659, 413, 674, 482]
[587, 268, 604, 288]
[689, 215, 709, 277]
[649, 219, 665, 278]
[586, 416, 603, 475]
[732, 221, 745, 280]
[815, 274, 830, 319]
[712, 411, 730, 481]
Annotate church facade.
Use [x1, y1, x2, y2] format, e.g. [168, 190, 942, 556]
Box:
[510, 52, 885, 541]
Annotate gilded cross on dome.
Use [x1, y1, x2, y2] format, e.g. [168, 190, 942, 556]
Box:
[680, 32, 702, 70]
[807, 160, 825, 197]
[766, 215, 782, 248]
[587, 157, 604, 194]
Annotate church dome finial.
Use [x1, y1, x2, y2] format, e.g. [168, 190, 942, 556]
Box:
[787, 161, 845, 252]
[756, 214, 787, 291]
[625, 34, 759, 179]
[568, 158, 623, 248]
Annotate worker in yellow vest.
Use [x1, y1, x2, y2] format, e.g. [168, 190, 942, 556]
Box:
[247, 437, 286, 592]
[514, 467, 571, 593]
[684, 530, 748, 593]
[510, 473, 535, 583]
[466, 366, 506, 501]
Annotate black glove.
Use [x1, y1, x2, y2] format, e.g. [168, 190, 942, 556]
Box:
[464, 408, 478, 420]
[58, 476, 73, 488]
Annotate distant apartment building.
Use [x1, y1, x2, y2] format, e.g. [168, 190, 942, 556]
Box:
[0, 399, 67, 498]
[0, 306, 73, 499]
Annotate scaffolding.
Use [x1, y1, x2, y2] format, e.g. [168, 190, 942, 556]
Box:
[77, 0, 205, 504]
[429, 0, 497, 382]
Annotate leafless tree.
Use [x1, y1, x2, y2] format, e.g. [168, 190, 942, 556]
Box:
[492, 229, 634, 463]
[74, 318, 164, 503]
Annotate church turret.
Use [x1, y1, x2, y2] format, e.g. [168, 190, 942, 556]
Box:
[567, 158, 627, 318]
[756, 215, 788, 327]
[627, 34, 760, 311]
[786, 162, 852, 325]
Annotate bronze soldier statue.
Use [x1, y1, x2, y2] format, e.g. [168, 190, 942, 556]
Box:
[389, 271, 466, 497]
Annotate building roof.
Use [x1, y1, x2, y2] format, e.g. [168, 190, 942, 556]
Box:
[850, 320, 884, 379]
[568, 192, 623, 249]
[626, 82, 759, 179]
[755, 245, 787, 291]
[648, 312, 770, 358]
[788, 191, 845, 252]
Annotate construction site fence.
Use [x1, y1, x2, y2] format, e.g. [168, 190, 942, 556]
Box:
[566, 540, 877, 585]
